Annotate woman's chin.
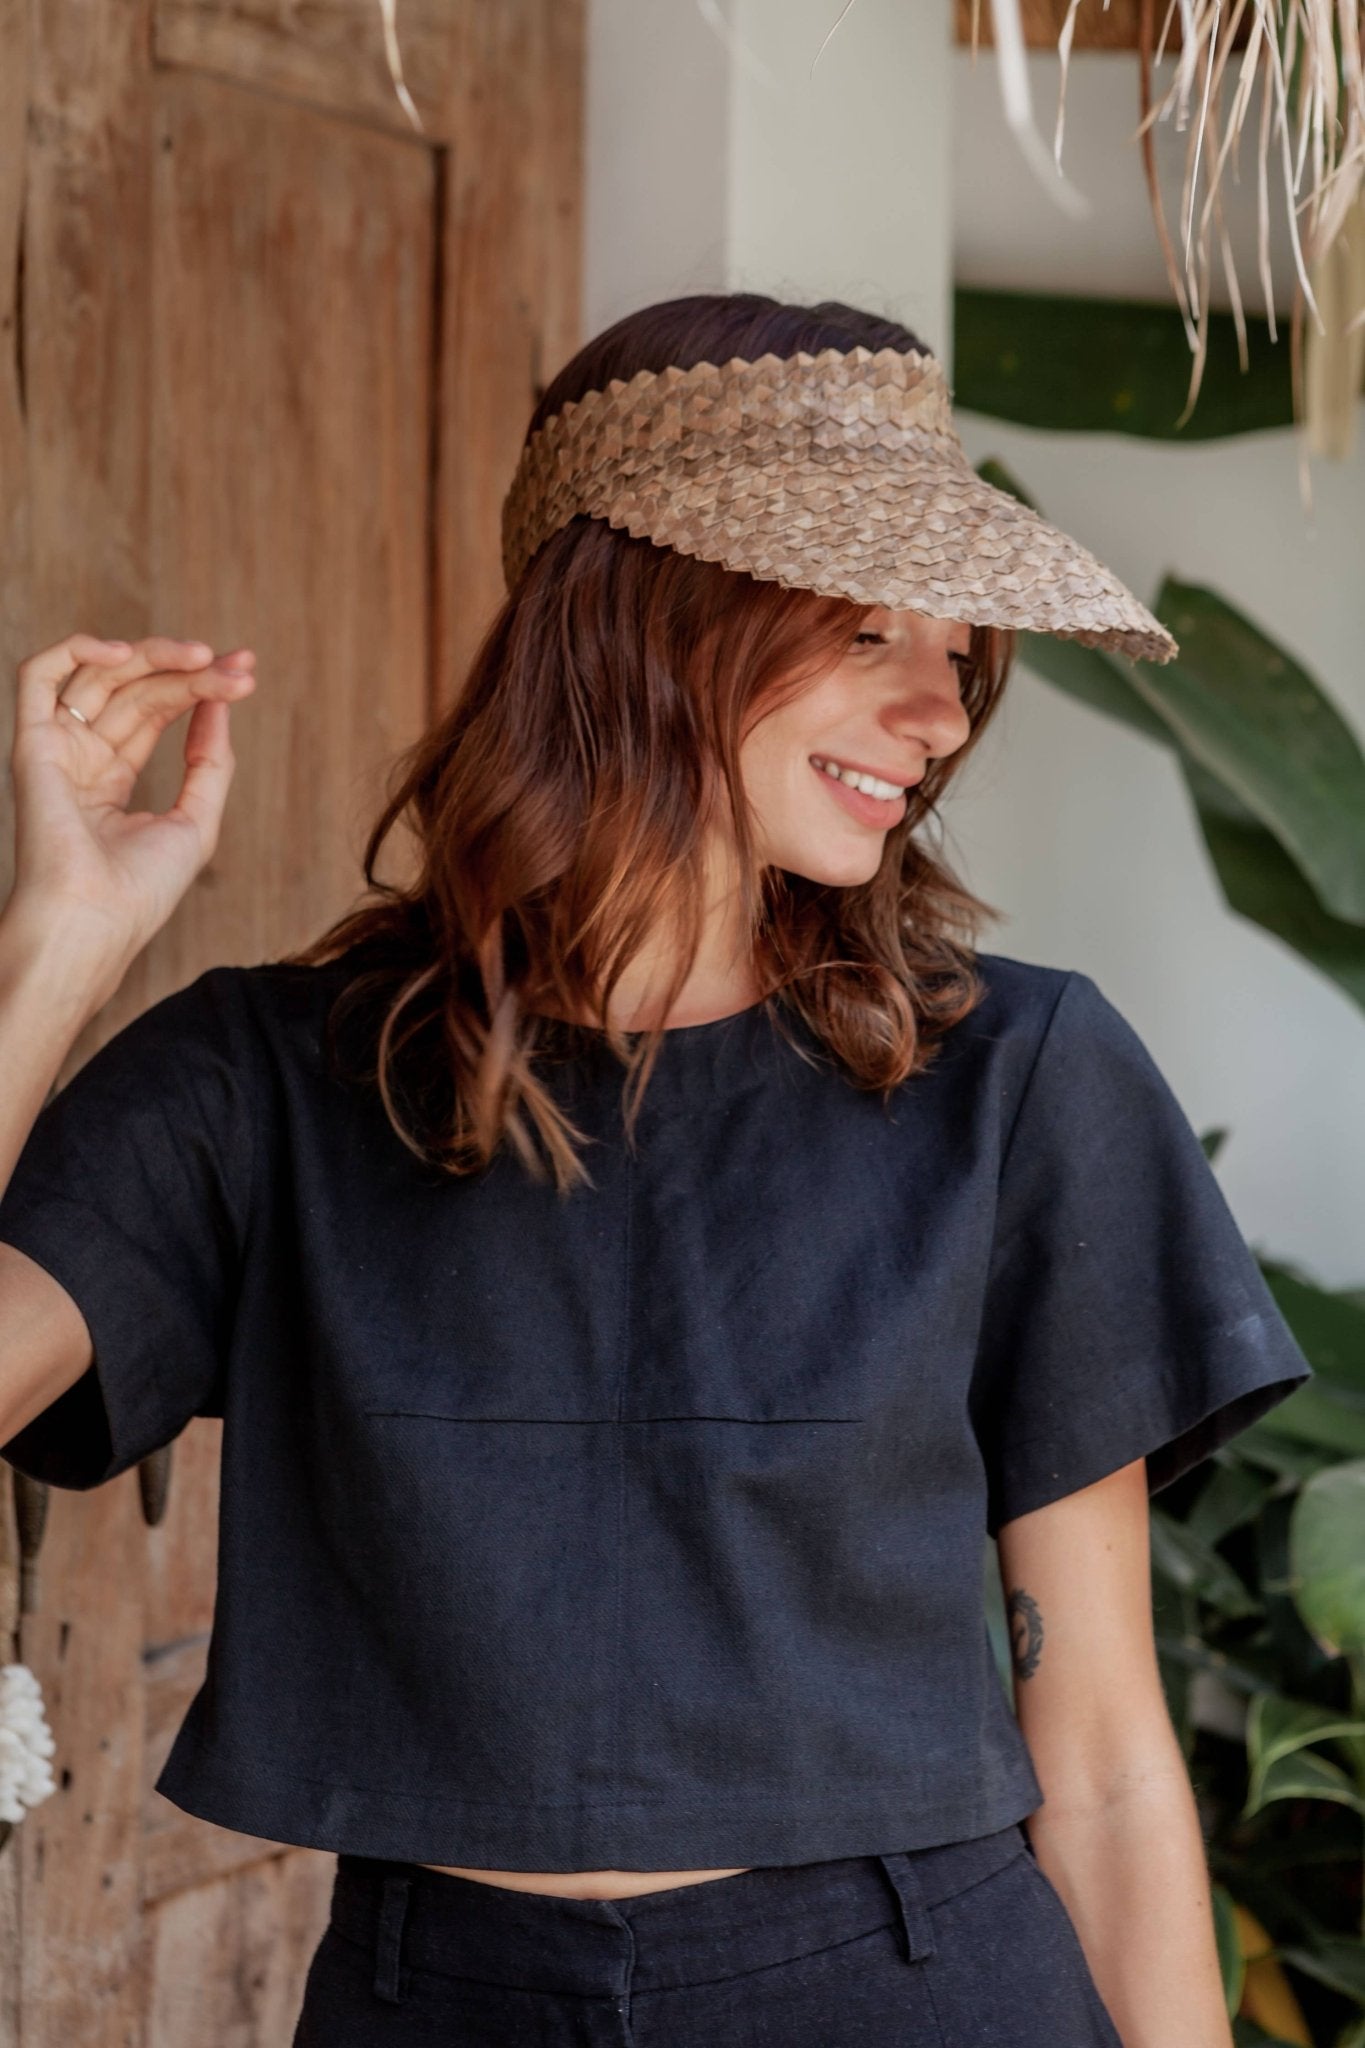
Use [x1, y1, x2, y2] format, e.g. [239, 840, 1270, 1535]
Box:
[777, 840, 888, 888]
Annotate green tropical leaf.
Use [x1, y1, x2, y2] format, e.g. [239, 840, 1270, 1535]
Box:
[1212, 1880, 1247, 2017]
[953, 287, 1294, 439]
[1186, 1461, 1286, 1548]
[1244, 1693, 1365, 1815]
[1275, 1938, 1365, 2005]
[1150, 1507, 1262, 1617]
[1229, 1426, 1341, 1481]
[1141, 581, 1365, 925]
[1290, 1462, 1365, 1657]
[1182, 759, 1365, 1013]
[1012, 622, 1174, 747]
[1257, 1263, 1365, 1389]
[1243, 1745, 1365, 1821]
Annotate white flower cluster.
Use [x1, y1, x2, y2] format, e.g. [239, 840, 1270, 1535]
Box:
[0, 1664, 57, 1825]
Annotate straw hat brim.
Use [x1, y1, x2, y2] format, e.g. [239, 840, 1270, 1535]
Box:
[581, 442, 1176, 665]
[501, 347, 1177, 665]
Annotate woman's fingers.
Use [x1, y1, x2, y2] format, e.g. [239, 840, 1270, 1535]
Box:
[165, 697, 238, 857]
[15, 633, 225, 736]
[52, 636, 220, 729]
[15, 635, 257, 786]
[87, 652, 256, 767]
[14, 635, 135, 732]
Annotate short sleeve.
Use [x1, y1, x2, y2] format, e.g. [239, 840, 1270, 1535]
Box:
[969, 971, 1314, 1539]
[0, 966, 257, 1490]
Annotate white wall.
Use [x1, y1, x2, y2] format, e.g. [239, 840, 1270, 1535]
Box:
[586, 0, 952, 355]
[726, 0, 950, 351]
[584, 16, 1365, 1288]
[585, 2, 733, 333]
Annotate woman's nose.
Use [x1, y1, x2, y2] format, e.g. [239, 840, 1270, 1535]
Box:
[887, 665, 973, 763]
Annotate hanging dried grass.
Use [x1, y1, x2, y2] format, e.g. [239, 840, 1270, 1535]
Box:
[377, 0, 423, 136]
[970, 0, 1365, 494]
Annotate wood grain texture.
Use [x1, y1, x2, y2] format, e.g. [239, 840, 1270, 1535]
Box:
[12, 0, 158, 2038]
[143, 68, 435, 976]
[155, 0, 458, 142]
[0, 85, 30, 2048]
[145, 1847, 334, 2048]
[142, 1636, 304, 1906]
[142, 1423, 221, 1652]
[434, 0, 586, 706]
[953, 0, 1255, 49]
[0, 0, 29, 903]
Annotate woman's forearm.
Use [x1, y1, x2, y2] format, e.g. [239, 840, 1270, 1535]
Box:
[1027, 1756, 1233, 2048]
[0, 897, 113, 1201]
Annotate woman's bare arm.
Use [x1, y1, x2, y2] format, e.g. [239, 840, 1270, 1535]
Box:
[997, 1460, 1234, 2048]
[0, 631, 256, 1445]
[0, 906, 117, 1439]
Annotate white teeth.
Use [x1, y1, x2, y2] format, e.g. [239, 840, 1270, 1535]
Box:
[813, 758, 905, 801]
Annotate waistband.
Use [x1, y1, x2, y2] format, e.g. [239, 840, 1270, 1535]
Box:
[330, 1821, 1031, 2000]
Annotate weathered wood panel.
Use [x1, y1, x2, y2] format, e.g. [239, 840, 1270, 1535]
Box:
[143, 1636, 298, 1906]
[435, 2, 586, 703]
[0, 23, 30, 2016]
[0, 0, 31, 1997]
[143, 68, 436, 976]
[13, 0, 159, 2037]
[145, 1848, 334, 2048]
[155, 0, 457, 142]
[143, 1422, 221, 1652]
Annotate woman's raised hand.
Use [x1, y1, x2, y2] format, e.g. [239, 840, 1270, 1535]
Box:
[6, 633, 257, 987]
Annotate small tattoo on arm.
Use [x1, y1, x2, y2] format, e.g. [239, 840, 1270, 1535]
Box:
[1006, 1587, 1044, 1680]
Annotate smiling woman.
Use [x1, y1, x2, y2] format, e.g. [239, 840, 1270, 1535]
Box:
[280, 302, 1023, 1178]
[0, 291, 1309, 2048]
[762, 606, 974, 849]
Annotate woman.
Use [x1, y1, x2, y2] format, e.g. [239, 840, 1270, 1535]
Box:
[0, 293, 1312, 2045]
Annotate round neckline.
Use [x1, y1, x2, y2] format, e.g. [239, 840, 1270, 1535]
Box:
[530, 997, 772, 1042]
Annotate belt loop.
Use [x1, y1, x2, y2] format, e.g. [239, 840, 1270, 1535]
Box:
[373, 1872, 412, 2003]
[877, 1852, 937, 1965]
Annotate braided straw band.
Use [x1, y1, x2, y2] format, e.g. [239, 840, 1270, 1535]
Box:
[502, 346, 1177, 665]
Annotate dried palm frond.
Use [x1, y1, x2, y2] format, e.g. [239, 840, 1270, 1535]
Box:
[968, 0, 1365, 496]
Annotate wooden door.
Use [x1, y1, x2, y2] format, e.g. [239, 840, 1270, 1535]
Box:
[0, 3, 582, 2040]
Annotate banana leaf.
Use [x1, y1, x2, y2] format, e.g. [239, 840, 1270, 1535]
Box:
[1290, 1462, 1365, 1659]
[1258, 1264, 1365, 1391]
[953, 287, 1295, 440]
[1183, 759, 1365, 1013]
[1244, 1693, 1365, 1816]
[1236, 1379, 1365, 1461]
[1186, 1460, 1287, 1548]
[1275, 1937, 1365, 2006]
[1150, 1506, 1262, 1617]
[1142, 581, 1365, 926]
[1244, 1748, 1365, 1821]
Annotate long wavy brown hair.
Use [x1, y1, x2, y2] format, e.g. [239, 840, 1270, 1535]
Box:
[283, 292, 1016, 1193]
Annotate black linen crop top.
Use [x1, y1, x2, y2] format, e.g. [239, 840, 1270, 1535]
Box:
[0, 949, 1313, 1870]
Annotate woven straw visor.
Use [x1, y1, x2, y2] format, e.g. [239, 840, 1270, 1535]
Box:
[501, 346, 1177, 665]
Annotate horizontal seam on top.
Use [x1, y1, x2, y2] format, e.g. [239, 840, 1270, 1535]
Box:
[361, 1410, 867, 1424]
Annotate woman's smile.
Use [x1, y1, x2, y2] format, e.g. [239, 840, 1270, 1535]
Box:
[809, 753, 917, 827]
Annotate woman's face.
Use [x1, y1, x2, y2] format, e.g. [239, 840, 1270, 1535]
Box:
[738, 607, 976, 886]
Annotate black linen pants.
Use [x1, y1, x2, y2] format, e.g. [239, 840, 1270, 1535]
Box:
[292, 1820, 1124, 2046]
